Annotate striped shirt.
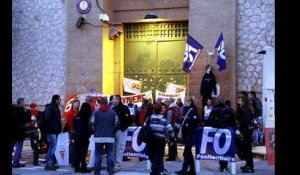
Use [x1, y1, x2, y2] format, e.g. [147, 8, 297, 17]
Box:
[146, 114, 174, 139]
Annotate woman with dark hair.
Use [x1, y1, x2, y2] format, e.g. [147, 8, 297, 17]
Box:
[147, 103, 174, 175]
[73, 102, 92, 173]
[175, 97, 200, 175]
[237, 96, 255, 173]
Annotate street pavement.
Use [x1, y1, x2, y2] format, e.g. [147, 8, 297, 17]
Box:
[12, 139, 274, 175]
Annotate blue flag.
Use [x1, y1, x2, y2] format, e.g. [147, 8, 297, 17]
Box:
[183, 35, 204, 73]
[215, 32, 226, 71]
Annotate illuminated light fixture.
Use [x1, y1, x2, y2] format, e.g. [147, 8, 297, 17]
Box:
[144, 13, 158, 19]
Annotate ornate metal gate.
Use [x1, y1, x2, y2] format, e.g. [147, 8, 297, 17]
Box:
[124, 22, 188, 97]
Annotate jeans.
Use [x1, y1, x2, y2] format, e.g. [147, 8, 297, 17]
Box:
[252, 129, 264, 145]
[13, 140, 24, 165]
[94, 142, 114, 175]
[114, 129, 128, 167]
[45, 134, 57, 166]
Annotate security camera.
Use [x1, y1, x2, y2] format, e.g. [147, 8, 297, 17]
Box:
[109, 27, 122, 40]
[99, 13, 109, 22]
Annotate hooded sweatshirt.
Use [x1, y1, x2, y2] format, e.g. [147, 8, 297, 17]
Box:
[89, 104, 119, 143]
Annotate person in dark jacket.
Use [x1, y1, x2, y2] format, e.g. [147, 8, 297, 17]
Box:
[89, 97, 119, 175]
[237, 96, 255, 173]
[207, 97, 237, 172]
[147, 103, 174, 175]
[200, 64, 217, 107]
[175, 97, 199, 175]
[44, 94, 62, 171]
[12, 98, 30, 168]
[73, 102, 92, 173]
[112, 95, 131, 172]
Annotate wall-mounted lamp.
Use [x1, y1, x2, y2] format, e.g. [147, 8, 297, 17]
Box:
[144, 13, 158, 19]
[76, 16, 85, 28]
[109, 27, 122, 40]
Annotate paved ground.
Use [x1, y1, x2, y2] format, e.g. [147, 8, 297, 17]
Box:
[12, 139, 274, 175]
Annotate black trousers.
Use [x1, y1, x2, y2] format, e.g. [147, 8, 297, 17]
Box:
[182, 141, 195, 172]
[242, 130, 254, 168]
[167, 128, 178, 159]
[28, 131, 39, 165]
[147, 138, 166, 175]
[74, 135, 90, 169]
[68, 132, 75, 167]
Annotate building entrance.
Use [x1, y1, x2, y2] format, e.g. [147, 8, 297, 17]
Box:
[124, 22, 188, 97]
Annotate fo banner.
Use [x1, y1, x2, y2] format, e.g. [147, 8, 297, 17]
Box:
[195, 127, 235, 162]
[124, 127, 148, 159]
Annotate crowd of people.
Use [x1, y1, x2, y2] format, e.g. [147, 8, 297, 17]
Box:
[12, 90, 263, 174]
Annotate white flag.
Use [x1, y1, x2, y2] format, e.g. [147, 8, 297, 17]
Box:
[123, 77, 142, 94]
[165, 82, 186, 94]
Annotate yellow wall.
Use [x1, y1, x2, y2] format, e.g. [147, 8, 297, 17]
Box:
[102, 26, 114, 95]
[102, 25, 124, 95]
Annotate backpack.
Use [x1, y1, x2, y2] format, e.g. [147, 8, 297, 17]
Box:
[137, 117, 154, 143]
[207, 106, 230, 128]
[169, 107, 182, 125]
[39, 105, 50, 132]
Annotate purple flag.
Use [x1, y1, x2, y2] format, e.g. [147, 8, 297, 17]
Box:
[183, 35, 204, 73]
[215, 32, 226, 71]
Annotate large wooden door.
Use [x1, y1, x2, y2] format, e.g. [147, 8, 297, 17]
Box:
[124, 22, 188, 97]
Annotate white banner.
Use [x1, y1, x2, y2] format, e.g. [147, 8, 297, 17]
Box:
[165, 82, 186, 94]
[123, 77, 142, 95]
[55, 132, 70, 166]
[121, 90, 152, 107]
[155, 90, 185, 102]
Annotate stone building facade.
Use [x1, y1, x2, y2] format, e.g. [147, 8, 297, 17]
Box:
[12, 0, 67, 105]
[12, 0, 274, 109]
[237, 0, 275, 93]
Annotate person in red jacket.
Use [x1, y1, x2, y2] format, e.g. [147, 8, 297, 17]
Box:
[64, 100, 80, 131]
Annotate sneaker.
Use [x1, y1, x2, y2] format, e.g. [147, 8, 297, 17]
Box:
[123, 157, 131, 161]
[12, 164, 25, 168]
[45, 165, 57, 171]
[114, 166, 121, 172]
[242, 167, 254, 173]
[220, 167, 229, 172]
[80, 168, 92, 173]
[175, 170, 186, 175]
[187, 170, 196, 175]
[51, 164, 59, 169]
[240, 165, 247, 170]
[165, 157, 176, 161]
[161, 168, 170, 175]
